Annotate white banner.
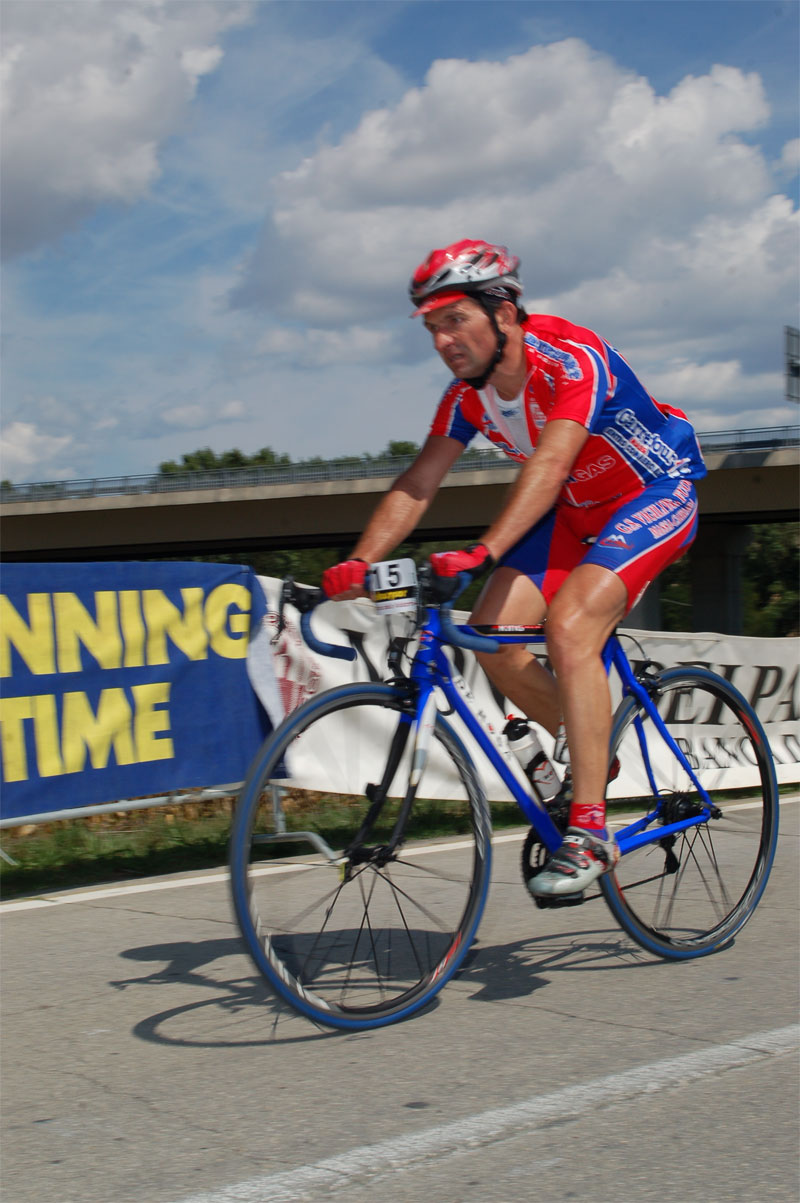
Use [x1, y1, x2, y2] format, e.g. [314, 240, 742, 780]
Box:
[248, 577, 799, 800]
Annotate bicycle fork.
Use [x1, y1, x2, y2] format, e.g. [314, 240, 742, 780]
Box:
[343, 686, 435, 870]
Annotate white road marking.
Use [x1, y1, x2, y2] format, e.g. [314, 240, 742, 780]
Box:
[2, 794, 796, 914]
[173, 1024, 799, 1203]
[0, 832, 526, 912]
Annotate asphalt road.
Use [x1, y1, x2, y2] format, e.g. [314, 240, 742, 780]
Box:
[2, 797, 798, 1203]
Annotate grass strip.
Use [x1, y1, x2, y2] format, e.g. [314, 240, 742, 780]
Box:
[0, 797, 525, 900]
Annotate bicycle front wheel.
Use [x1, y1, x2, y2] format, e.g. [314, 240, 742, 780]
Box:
[230, 683, 492, 1029]
[601, 667, 779, 959]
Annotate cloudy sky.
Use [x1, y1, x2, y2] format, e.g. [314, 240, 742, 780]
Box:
[1, 0, 798, 484]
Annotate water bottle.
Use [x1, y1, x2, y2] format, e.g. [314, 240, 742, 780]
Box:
[553, 720, 570, 765]
[503, 716, 560, 802]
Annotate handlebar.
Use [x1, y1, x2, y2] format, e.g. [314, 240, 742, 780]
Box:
[432, 570, 500, 653]
[277, 567, 502, 660]
[278, 578, 356, 661]
[439, 595, 500, 654]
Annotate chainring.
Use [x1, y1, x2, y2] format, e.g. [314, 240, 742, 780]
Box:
[520, 796, 570, 889]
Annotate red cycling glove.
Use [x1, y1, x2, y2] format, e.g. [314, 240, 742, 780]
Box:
[322, 558, 368, 599]
[429, 543, 494, 579]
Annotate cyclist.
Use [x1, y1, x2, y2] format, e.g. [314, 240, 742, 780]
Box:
[322, 239, 706, 897]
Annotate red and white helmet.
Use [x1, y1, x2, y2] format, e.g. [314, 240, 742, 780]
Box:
[409, 239, 523, 316]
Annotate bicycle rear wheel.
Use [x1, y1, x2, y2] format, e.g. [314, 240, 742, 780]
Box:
[601, 667, 778, 958]
[230, 683, 492, 1029]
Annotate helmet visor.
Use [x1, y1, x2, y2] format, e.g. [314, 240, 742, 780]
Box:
[410, 290, 470, 318]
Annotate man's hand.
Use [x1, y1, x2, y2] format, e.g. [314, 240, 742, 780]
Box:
[322, 558, 369, 600]
[429, 543, 494, 579]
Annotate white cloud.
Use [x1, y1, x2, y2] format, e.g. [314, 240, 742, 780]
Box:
[644, 359, 780, 404]
[234, 41, 783, 319]
[778, 137, 800, 174]
[220, 399, 247, 420]
[0, 419, 73, 477]
[160, 395, 252, 432]
[539, 195, 799, 345]
[257, 325, 395, 367]
[230, 39, 796, 427]
[0, 0, 251, 257]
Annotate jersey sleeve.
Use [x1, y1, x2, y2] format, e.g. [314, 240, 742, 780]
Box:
[428, 380, 480, 446]
[546, 342, 614, 432]
[524, 323, 614, 433]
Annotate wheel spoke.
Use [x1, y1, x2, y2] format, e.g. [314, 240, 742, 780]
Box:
[602, 668, 777, 957]
[230, 686, 491, 1027]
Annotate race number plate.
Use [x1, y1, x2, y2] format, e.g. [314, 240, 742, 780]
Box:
[368, 558, 418, 614]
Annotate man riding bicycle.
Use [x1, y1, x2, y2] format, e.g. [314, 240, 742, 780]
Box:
[323, 239, 706, 897]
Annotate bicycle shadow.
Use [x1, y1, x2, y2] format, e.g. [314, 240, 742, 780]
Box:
[112, 908, 664, 1047]
[455, 883, 680, 1002]
[458, 924, 654, 1002]
[111, 935, 335, 1047]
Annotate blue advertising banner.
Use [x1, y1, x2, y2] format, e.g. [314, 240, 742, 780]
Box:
[0, 562, 271, 822]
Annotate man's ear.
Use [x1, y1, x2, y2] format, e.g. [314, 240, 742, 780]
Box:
[495, 299, 521, 333]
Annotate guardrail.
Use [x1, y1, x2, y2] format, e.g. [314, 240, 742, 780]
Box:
[2, 425, 798, 505]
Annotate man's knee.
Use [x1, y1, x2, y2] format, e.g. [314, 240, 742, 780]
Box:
[475, 642, 525, 678]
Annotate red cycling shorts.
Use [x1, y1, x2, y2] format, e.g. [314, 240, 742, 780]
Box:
[499, 477, 699, 613]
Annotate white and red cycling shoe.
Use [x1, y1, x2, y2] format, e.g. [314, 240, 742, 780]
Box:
[528, 827, 620, 897]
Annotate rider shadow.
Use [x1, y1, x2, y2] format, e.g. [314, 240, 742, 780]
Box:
[113, 932, 453, 1046]
[111, 936, 340, 1047]
[111, 936, 247, 993]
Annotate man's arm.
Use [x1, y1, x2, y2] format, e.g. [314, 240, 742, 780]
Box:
[351, 434, 464, 562]
[480, 419, 588, 559]
[322, 435, 464, 599]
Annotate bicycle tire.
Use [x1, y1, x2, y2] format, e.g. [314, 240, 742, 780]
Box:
[600, 666, 779, 958]
[230, 683, 492, 1029]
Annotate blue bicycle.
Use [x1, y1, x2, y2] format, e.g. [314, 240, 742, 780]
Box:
[230, 565, 779, 1030]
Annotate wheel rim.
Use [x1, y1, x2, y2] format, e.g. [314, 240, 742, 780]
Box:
[231, 687, 491, 1025]
[602, 672, 778, 956]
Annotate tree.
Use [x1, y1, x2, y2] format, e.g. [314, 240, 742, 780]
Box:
[742, 523, 799, 637]
[158, 446, 290, 474]
[158, 441, 419, 476]
[384, 440, 419, 458]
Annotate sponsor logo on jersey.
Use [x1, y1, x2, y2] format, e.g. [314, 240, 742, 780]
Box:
[570, 454, 616, 482]
[615, 517, 641, 534]
[615, 408, 680, 469]
[524, 333, 583, 380]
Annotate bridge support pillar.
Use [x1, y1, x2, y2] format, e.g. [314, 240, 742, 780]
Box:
[690, 523, 751, 635]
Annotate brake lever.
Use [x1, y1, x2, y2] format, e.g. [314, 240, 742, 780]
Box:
[273, 576, 324, 645]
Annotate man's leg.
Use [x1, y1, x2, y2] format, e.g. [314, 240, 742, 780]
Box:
[524, 562, 627, 898]
[470, 566, 561, 735]
[544, 562, 627, 830]
[547, 478, 699, 833]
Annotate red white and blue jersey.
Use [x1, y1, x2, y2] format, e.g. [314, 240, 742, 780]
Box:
[429, 314, 706, 508]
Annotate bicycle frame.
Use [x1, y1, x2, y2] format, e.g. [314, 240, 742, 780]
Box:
[404, 604, 721, 860]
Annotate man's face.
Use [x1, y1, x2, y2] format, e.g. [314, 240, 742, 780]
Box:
[422, 298, 497, 379]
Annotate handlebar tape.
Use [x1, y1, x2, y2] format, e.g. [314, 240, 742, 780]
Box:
[300, 609, 357, 661]
[439, 573, 500, 653]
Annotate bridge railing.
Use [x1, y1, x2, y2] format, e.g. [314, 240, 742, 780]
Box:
[2, 425, 798, 505]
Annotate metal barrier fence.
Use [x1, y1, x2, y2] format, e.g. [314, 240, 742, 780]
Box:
[1, 425, 798, 505]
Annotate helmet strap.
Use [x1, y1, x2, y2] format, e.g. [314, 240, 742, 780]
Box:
[463, 301, 506, 391]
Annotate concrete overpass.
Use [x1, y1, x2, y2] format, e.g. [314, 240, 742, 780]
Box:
[1, 427, 798, 632]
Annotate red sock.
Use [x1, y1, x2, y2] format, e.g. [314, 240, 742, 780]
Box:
[569, 801, 606, 831]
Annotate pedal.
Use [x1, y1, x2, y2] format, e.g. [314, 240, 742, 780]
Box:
[533, 890, 586, 909]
